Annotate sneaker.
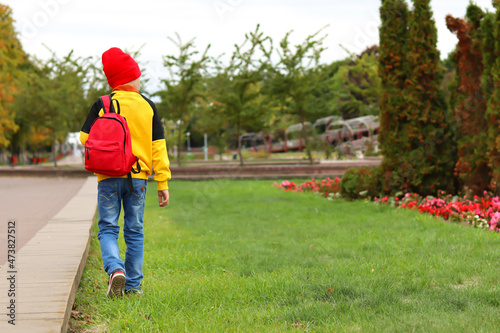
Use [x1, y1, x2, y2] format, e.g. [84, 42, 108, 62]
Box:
[107, 270, 126, 299]
[125, 288, 143, 296]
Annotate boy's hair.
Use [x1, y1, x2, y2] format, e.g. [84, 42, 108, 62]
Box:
[102, 47, 141, 89]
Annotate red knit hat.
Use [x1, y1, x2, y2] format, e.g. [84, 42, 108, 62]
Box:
[102, 47, 141, 88]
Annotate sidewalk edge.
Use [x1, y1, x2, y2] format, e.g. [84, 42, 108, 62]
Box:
[60, 176, 97, 333]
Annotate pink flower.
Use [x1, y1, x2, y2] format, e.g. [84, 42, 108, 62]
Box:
[489, 212, 500, 231]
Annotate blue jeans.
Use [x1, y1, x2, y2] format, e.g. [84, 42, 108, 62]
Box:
[97, 178, 147, 290]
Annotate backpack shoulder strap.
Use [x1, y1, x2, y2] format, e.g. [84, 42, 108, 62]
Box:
[99, 95, 121, 114]
[100, 95, 111, 114]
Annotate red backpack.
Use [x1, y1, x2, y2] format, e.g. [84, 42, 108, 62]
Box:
[84, 95, 141, 180]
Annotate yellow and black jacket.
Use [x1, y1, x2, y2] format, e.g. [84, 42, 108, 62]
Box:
[80, 85, 171, 190]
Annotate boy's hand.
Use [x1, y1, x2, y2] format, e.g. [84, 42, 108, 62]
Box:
[158, 190, 169, 207]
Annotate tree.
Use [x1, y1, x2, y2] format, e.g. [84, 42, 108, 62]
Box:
[483, 2, 500, 192]
[446, 3, 491, 194]
[379, 0, 457, 196]
[378, 0, 410, 193]
[83, 56, 112, 111]
[156, 34, 210, 167]
[209, 24, 271, 165]
[11, 50, 91, 166]
[10, 61, 44, 162]
[267, 27, 328, 164]
[329, 46, 381, 119]
[197, 96, 232, 159]
[402, 0, 457, 195]
[0, 4, 27, 151]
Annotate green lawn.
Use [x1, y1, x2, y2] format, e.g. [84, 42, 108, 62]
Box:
[70, 180, 500, 332]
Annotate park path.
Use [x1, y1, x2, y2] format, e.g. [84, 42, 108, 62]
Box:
[0, 176, 97, 333]
[0, 177, 87, 265]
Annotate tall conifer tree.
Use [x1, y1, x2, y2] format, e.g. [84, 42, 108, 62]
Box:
[401, 0, 456, 195]
[379, 0, 457, 195]
[484, 2, 500, 191]
[378, 0, 409, 193]
[446, 4, 491, 194]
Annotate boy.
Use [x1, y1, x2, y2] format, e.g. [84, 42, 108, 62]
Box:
[80, 47, 171, 298]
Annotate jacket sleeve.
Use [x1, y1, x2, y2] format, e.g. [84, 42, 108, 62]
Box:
[150, 100, 171, 191]
[79, 99, 102, 145]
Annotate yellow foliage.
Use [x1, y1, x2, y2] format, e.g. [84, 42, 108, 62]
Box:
[28, 127, 52, 148]
[0, 4, 27, 148]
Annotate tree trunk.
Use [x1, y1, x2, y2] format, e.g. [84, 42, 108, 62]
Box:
[52, 140, 58, 167]
[20, 146, 27, 165]
[237, 121, 244, 166]
[299, 110, 313, 164]
[263, 133, 270, 159]
[1, 148, 7, 165]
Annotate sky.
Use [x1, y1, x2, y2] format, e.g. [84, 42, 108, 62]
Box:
[2, 0, 497, 91]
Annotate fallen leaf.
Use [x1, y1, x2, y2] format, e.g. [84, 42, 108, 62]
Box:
[71, 311, 82, 319]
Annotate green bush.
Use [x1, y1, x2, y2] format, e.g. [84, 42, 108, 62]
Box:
[339, 165, 383, 200]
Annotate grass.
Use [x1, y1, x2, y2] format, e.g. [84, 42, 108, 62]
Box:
[69, 180, 500, 332]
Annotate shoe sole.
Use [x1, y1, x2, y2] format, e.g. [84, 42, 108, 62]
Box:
[107, 273, 126, 299]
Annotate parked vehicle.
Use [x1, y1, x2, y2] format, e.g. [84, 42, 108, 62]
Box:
[240, 132, 265, 149]
[336, 116, 379, 154]
[285, 122, 313, 151]
[314, 116, 341, 143]
[239, 115, 380, 155]
[325, 119, 349, 145]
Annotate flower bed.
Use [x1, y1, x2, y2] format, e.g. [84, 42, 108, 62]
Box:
[385, 192, 500, 232]
[273, 177, 341, 199]
[274, 179, 500, 233]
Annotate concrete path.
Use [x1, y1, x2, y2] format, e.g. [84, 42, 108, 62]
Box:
[0, 177, 87, 265]
[0, 177, 97, 333]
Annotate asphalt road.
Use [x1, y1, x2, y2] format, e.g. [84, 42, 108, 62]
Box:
[0, 176, 88, 265]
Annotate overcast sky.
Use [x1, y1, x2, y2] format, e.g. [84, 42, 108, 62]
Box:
[2, 0, 496, 91]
